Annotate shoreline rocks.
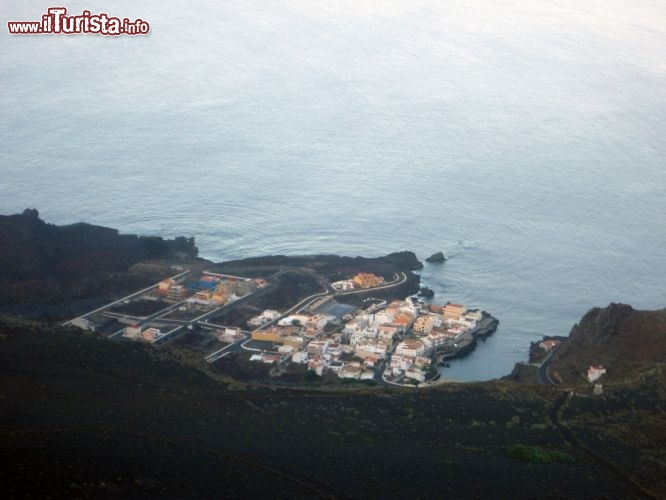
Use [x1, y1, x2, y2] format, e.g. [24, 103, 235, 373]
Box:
[425, 251, 446, 263]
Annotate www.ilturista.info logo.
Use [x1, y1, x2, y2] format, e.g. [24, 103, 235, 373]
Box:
[7, 7, 150, 36]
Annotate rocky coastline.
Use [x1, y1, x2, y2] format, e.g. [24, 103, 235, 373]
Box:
[434, 313, 499, 364]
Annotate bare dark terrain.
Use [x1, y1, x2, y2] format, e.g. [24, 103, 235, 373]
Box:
[0, 210, 201, 320]
[1, 316, 662, 499]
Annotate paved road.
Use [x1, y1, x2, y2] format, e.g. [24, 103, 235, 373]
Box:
[108, 300, 188, 339]
[538, 346, 559, 385]
[235, 290, 331, 356]
[152, 279, 280, 345]
[62, 270, 189, 327]
[205, 334, 249, 363]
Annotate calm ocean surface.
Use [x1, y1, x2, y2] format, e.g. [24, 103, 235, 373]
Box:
[2, 1, 665, 380]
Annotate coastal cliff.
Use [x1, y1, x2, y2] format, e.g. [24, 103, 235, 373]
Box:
[507, 303, 666, 385]
[550, 303, 666, 384]
[0, 209, 199, 317]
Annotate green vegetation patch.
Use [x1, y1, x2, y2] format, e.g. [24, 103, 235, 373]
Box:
[505, 444, 576, 464]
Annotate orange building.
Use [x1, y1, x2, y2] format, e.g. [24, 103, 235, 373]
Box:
[157, 278, 176, 294]
[392, 312, 414, 329]
[166, 284, 187, 301]
[413, 315, 434, 335]
[251, 326, 297, 343]
[352, 273, 384, 289]
[194, 290, 216, 302]
[443, 303, 466, 320]
[141, 328, 161, 342]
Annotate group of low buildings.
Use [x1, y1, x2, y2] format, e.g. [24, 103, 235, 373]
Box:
[157, 274, 267, 310]
[248, 309, 281, 327]
[251, 311, 332, 343]
[331, 272, 385, 292]
[153, 268, 479, 385]
[123, 324, 166, 342]
[342, 300, 416, 372]
[416, 304, 481, 351]
[267, 297, 479, 384]
[248, 310, 337, 365]
[121, 273, 268, 344]
[348, 300, 481, 383]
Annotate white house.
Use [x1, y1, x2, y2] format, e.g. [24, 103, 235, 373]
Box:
[389, 354, 414, 371]
[248, 309, 280, 326]
[124, 324, 143, 339]
[292, 351, 309, 364]
[395, 339, 425, 358]
[372, 310, 395, 325]
[405, 368, 426, 382]
[587, 365, 607, 383]
[332, 280, 354, 291]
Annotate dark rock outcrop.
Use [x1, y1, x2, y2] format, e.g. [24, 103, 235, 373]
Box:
[215, 250, 423, 274]
[504, 362, 539, 383]
[0, 210, 198, 311]
[425, 251, 446, 263]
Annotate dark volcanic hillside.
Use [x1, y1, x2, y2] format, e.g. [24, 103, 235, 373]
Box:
[1, 316, 660, 499]
[0, 209, 199, 317]
[550, 303, 666, 384]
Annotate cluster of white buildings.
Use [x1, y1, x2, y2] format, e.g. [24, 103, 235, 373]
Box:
[246, 310, 337, 365]
[410, 303, 482, 351]
[343, 299, 417, 361]
[274, 335, 375, 380]
[351, 300, 481, 384]
[248, 309, 281, 327]
[279, 313, 330, 337]
[386, 341, 431, 382]
[303, 339, 371, 379]
[289, 299, 480, 384]
[245, 295, 481, 386]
